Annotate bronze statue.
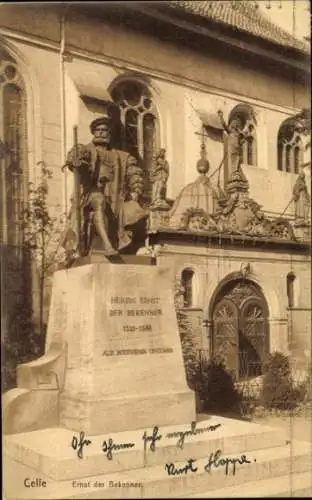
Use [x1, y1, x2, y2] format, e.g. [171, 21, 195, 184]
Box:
[62, 112, 148, 263]
[150, 148, 170, 208]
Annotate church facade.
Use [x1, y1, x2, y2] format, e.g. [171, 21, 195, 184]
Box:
[1, 1, 310, 382]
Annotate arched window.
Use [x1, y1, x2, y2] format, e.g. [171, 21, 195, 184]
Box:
[277, 118, 303, 174]
[227, 104, 257, 170]
[181, 269, 194, 308]
[110, 79, 158, 203]
[287, 272, 296, 308]
[0, 53, 27, 256]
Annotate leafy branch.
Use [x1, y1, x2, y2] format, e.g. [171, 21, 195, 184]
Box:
[21, 161, 66, 335]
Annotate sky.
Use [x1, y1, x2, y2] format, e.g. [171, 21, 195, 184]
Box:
[257, 0, 310, 41]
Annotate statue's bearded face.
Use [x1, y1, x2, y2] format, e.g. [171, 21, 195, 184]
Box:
[93, 123, 111, 146]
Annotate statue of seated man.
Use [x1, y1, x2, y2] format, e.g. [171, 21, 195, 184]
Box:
[62, 112, 148, 263]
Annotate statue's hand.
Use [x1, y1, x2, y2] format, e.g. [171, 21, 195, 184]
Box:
[65, 144, 91, 170]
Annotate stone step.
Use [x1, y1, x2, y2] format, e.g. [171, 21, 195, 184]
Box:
[184, 471, 312, 497]
[4, 440, 311, 499]
[4, 417, 287, 481]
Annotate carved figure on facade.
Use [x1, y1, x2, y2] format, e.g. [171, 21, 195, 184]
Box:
[61, 110, 148, 263]
[217, 109, 250, 173]
[292, 170, 311, 224]
[168, 147, 294, 241]
[212, 165, 294, 240]
[150, 148, 170, 209]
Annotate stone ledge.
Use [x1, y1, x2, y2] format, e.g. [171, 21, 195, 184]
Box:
[3, 439, 311, 499]
[4, 417, 287, 481]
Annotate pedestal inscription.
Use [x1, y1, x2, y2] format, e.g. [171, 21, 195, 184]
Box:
[44, 263, 195, 434]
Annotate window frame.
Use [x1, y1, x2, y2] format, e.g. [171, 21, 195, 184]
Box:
[110, 78, 159, 203]
[277, 119, 303, 174]
[0, 58, 28, 255]
[181, 268, 195, 308]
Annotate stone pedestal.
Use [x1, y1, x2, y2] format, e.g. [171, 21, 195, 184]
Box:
[148, 206, 170, 232]
[5, 262, 195, 435]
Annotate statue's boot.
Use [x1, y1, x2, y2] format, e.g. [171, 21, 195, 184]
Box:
[93, 209, 119, 255]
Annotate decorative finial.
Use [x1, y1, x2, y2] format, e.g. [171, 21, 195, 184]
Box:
[196, 141, 210, 175]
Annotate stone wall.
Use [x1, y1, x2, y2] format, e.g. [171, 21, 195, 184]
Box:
[158, 242, 311, 368]
[0, 5, 309, 335]
[1, 5, 309, 217]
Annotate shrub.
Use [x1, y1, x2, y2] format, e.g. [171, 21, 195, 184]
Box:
[1, 305, 46, 393]
[198, 355, 242, 414]
[177, 311, 201, 391]
[260, 352, 301, 410]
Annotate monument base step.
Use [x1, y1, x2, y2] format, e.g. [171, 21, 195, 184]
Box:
[3, 416, 312, 499]
[185, 471, 312, 498]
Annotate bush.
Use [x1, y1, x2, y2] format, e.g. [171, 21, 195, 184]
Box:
[198, 355, 242, 414]
[260, 352, 301, 410]
[1, 305, 46, 393]
[177, 311, 202, 391]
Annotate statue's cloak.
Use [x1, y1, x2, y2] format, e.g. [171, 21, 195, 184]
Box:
[61, 144, 147, 256]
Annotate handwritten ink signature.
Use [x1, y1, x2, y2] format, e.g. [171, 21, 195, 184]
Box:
[204, 449, 252, 475]
[71, 431, 92, 459]
[142, 426, 162, 452]
[165, 450, 253, 477]
[102, 438, 135, 460]
[165, 458, 198, 476]
[166, 421, 222, 449]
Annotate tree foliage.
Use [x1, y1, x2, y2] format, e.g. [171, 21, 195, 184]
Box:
[21, 161, 65, 335]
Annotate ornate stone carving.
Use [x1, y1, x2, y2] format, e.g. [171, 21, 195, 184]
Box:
[240, 262, 252, 277]
[168, 153, 295, 241]
[213, 165, 294, 239]
[148, 207, 170, 232]
[150, 148, 170, 209]
[179, 207, 217, 232]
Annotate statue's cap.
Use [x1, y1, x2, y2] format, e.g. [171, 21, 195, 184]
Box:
[90, 113, 112, 133]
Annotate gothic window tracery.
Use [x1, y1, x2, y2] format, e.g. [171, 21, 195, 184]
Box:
[0, 55, 27, 256]
[111, 79, 158, 202]
[277, 118, 303, 174]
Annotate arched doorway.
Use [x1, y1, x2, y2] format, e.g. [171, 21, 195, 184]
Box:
[212, 279, 269, 380]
